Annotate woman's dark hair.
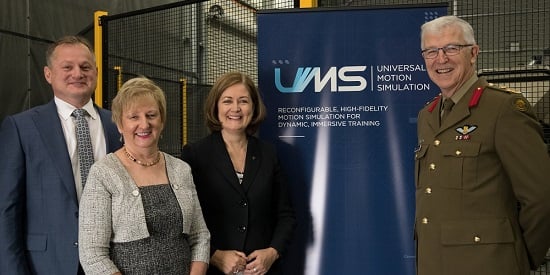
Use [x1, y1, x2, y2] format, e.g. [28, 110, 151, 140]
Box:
[204, 71, 266, 135]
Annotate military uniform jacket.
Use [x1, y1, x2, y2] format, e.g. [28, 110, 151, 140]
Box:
[414, 78, 550, 275]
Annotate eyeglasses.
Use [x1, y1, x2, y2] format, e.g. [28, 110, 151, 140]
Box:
[421, 44, 473, 59]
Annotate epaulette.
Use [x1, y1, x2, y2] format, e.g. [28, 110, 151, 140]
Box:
[486, 83, 521, 94]
[427, 94, 441, 113]
[486, 83, 529, 112]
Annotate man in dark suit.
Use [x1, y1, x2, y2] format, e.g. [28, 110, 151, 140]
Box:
[414, 16, 550, 275]
[0, 36, 122, 275]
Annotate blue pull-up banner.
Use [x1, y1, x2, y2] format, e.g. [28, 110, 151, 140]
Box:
[257, 5, 447, 275]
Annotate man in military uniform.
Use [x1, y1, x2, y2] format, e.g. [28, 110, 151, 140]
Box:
[415, 15, 550, 275]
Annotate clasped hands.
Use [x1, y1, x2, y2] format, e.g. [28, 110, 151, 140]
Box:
[211, 247, 279, 275]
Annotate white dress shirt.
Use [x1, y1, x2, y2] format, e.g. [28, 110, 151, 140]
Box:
[55, 97, 107, 200]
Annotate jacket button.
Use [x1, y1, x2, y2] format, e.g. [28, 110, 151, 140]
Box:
[240, 200, 248, 208]
[421, 217, 429, 224]
[424, 187, 432, 194]
[239, 226, 247, 233]
[73, 242, 78, 247]
[429, 163, 436, 170]
[132, 190, 140, 197]
[434, 140, 440, 146]
[455, 150, 462, 156]
[474, 236, 481, 243]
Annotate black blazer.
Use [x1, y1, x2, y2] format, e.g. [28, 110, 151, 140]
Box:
[181, 131, 296, 275]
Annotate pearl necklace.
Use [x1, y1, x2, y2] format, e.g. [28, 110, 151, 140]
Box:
[123, 146, 161, 167]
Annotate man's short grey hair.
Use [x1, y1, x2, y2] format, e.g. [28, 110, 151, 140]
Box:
[420, 15, 476, 48]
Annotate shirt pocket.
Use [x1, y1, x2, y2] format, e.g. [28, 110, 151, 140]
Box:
[440, 218, 520, 275]
[439, 142, 481, 189]
[441, 218, 515, 246]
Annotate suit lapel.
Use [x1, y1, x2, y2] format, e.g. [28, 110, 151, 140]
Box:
[212, 132, 246, 195]
[96, 106, 121, 152]
[428, 97, 442, 132]
[437, 79, 486, 134]
[33, 101, 78, 204]
[439, 98, 471, 133]
[241, 137, 260, 192]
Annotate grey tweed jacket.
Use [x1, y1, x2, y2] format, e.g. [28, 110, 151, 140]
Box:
[78, 152, 210, 275]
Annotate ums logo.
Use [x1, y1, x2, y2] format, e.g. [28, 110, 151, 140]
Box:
[275, 66, 367, 93]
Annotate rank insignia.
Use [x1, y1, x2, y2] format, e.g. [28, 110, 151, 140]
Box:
[455, 125, 477, 140]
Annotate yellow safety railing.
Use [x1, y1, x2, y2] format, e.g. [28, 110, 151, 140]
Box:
[93, 11, 108, 107]
[180, 78, 188, 145]
[113, 66, 123, 91]
[300, 0, 318, 8]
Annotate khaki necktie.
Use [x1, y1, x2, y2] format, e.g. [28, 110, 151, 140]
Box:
[440, 99, 454, 125]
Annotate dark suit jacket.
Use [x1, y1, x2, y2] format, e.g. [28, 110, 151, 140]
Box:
[415, 78, 550, 275]
[181, 131, 296, 275]
[0, 100, 122, 275]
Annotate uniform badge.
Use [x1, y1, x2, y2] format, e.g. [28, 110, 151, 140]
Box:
[414, 139, 424, 153]
[455, 125, 477, 140]
[514, 98, 528, 112]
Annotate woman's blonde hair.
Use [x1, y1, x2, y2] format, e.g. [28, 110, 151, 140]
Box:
[111, 76, 167, 127]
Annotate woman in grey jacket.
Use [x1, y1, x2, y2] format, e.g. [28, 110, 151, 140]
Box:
[79, 77, 210, 275]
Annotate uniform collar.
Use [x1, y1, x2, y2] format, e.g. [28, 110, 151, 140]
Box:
[447, 74, 478, 105]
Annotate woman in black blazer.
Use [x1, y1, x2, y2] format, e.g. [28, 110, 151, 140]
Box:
[181, 72, 296, 275]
